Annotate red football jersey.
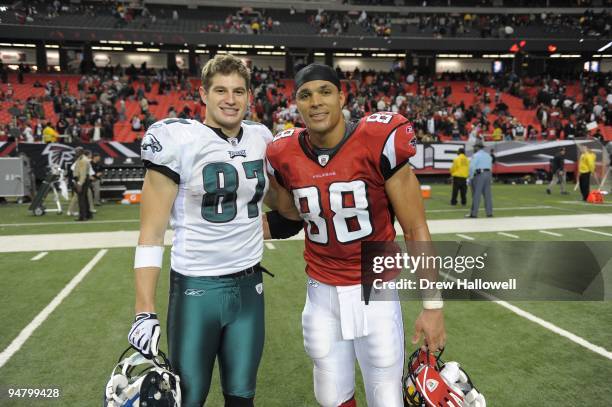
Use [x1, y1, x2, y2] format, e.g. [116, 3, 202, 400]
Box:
[267, 112, 417, 285]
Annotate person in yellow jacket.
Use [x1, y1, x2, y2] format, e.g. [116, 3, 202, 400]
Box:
[450, 147, 469, 205]
[578, 147, 596, 201]
[42, 122, 59, 143]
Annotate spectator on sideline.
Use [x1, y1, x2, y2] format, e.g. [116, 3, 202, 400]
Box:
[578, 147, 596, 201]
[84, 150, 97, 214]
[42, 122, 59, 143]
[73, 148, 93, 221]
[90, 152, 103, 206]
[450, 147, 469, 206]
[547, 147, 568, 195]
[131, 115, 142, 132]
[466, 142, 493, 218]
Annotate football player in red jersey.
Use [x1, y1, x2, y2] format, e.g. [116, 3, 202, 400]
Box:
[264, 64, 445, 407]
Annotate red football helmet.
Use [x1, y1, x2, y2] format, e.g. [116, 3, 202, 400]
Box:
[403, 349, 486, 407]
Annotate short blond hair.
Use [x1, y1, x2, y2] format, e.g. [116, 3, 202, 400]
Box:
[200, 54, 250, 91]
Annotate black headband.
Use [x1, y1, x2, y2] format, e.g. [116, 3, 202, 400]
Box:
[295, 63, 341, 91]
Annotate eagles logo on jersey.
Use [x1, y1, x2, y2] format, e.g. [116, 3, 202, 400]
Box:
[141, 133, 163, 153]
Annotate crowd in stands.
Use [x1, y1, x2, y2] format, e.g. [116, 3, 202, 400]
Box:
[406, 9, 609, 38]
[0, 61, 609, 145]
[8, 1, 611, 39]
[349, 0, 609, 6]
[201, 9, 278, 34]
[337, 8, 611, 38]
[248, 67, 610, 144]
[0, 62, 200, 144]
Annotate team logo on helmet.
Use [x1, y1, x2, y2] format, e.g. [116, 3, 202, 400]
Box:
[425, 379, 438, 392]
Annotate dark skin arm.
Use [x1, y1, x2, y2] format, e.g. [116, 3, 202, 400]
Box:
[262, 176, 301, 239]
[385, 164, 446, 352]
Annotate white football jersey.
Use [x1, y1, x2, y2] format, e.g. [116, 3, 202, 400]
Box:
[141, 118, 272, 277]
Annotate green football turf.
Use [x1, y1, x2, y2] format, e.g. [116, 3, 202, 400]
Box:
[0, 183, 611, 406]
[0, 243, 611, 405]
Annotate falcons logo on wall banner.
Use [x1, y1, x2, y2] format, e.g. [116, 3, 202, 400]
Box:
[42, 143, 75, 170]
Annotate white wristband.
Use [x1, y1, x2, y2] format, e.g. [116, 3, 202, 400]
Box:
[423, 300, 444, 310]
[134, 245, 164, 269]
[422, 287, 443, 309]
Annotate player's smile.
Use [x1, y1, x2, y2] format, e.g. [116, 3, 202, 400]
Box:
[220, 106, 240, 116]
[309, 111, 329, 120]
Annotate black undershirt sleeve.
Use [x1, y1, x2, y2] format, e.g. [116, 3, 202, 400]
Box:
[143, 160, 180, 184]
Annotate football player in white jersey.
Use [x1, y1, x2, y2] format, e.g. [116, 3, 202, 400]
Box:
[128, 54, 274, 407]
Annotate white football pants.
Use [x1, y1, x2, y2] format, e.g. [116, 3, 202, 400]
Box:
[302, 278, 404, 407]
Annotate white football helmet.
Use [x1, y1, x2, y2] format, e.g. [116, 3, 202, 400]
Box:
[104, 347, 181, 407]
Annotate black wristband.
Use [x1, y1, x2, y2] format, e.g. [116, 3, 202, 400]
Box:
[266, 210, 303, 239]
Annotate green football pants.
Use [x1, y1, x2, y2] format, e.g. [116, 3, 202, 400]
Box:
[167, 268, 265, 406]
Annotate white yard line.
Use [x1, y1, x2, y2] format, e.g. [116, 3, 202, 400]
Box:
[559, 201, 612, 207]
[0, 249, 108, 369]
[265, 242, 276, 250]
[0, 219, 139, 227]
[443, 273, 612, 361]
[578, 228, 612, 238]
[539, 230, 563, 237]
[0, 231, 145, 252]
[30, 252, 48, 261]
[493, 300, 612, 361]
[2, 214, 612, 252]
[426, 205, 553, 213]
[456, 234, 475, 241]
[422, 213, 612, 235]
[498, 232, 519, 239]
